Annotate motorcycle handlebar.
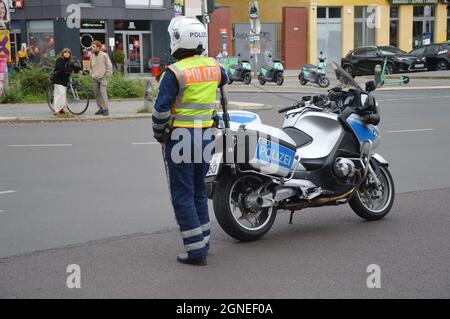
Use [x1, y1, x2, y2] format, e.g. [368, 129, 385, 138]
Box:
[278, 105, 297, 113]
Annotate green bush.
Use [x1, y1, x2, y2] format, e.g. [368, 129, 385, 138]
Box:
[16, 64, 50, 96]
[1, 65, 144, 103]
[0, 85, 24, 103]
[107, 72, 144, 99]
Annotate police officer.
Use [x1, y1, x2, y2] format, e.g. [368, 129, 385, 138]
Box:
[152, 16, 228, 266]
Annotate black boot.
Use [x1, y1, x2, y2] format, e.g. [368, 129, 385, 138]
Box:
[177, 253, 207, 266]
[95, 108, 104, 115]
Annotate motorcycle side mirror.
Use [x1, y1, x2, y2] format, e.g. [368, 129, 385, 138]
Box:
[374, 64, 382, 85]
[365, 80, 377, 92]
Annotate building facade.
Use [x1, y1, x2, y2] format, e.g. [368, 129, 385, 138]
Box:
[10, 0, 174, 73]
[216, 0, 449, 68]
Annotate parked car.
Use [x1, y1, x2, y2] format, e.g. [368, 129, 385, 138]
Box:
[341, 46, 427, 77]
[409, 43, 450, 71]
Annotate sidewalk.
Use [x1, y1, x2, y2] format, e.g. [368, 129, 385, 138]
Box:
[0, 99, 270, 123]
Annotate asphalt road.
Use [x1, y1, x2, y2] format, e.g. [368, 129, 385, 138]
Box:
[0, 88, 449, 298]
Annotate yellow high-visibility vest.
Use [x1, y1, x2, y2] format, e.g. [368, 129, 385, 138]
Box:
[168, 56, 221, 128]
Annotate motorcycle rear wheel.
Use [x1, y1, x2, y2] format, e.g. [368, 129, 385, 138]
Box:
[213, 173, 277, 241]
[299, 74, 307, 85]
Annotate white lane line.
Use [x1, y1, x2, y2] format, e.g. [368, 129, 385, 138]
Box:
[378, 86, 450, 91]
[0, 190, 16, 195]
[378, 96, 450, 102]
[132, 142, 160, 145]
[387, 128, 434, 133]
[8, 144, 72, 147]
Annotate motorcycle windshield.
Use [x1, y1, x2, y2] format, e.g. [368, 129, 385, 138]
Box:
[331, 62, 362, 91]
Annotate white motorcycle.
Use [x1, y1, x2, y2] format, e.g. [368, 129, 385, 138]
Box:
[206, 62, 394, 241]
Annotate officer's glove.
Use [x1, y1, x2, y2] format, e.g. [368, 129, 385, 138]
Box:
[154, 133, 164, 144]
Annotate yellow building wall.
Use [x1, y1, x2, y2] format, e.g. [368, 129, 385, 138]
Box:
[218, 1, 446, 64]
[398, 5, 413, 52]
[308, 4, 318, 64]
[376, 4, 390, 46]
[435, 4, 448, 43]
[342, 6, 354, 58]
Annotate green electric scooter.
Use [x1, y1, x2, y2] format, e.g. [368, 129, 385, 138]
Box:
[378, 56, 410, 86]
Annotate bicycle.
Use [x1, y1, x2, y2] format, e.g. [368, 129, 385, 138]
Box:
[47, 72, 91, 115]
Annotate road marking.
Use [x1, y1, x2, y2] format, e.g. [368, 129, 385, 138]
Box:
[378, 86, 450, 91]
[387, 128, 434, 133]
[379, 96, 450, 102]
[8, 144, 73, 148]
[0, 190, 16, 195]
[132, 142, 160, 145]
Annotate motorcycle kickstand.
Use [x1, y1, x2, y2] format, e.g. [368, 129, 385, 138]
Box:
[289, 211, 294, 224]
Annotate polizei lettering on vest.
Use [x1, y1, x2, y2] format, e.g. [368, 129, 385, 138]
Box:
[183, 66, 219, 83]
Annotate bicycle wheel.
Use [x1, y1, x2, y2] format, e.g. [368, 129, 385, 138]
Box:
[46, 81, 55, 113]
[67, 83, 90, 115]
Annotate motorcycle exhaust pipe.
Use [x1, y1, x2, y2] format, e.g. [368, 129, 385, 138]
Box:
[245, 188, 298, 209]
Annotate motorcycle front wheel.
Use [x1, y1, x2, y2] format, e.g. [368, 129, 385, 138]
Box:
[258, 74, 266, 85]
[213, 173, 277, 241]
[244, 73, 252, 85]
[318, 76, 330, 88]
[276, 73, 284, 86]
[349, 165, 395, 221]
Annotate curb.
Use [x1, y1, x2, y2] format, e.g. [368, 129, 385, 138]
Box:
[0, 104, 273, 124]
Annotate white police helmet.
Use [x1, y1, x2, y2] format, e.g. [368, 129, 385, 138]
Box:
[168, 16, 207, 59]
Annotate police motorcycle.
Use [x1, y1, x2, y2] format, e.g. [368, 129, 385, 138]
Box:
[299, 51, 330, 88]
[258, 59, 285, 86]
[206, 62, 394, 241]
[228, 59, 253, 85]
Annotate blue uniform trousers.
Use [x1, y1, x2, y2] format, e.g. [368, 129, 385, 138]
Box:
[162, 128, 212, 258]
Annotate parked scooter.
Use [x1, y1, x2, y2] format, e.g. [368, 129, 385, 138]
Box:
[258, 59, 284, 86]
[228, 59, 252, 85]
[299, 51, 330, 88]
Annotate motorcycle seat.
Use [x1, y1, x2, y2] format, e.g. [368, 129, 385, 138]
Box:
[303, 64, 317, 71]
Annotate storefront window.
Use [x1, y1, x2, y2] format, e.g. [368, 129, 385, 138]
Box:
[413, 5, 435, 48]
[354, 6, 376, 48]
[125, 0, 164, 7]
[80, 20, 107, 69]
[27, 20, 55, 63]
[390, 6, 399, 48]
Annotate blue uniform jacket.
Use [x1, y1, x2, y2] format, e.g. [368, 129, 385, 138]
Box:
[152, 63, 228, 140]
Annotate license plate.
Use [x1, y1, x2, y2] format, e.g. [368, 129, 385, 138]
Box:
[414, 64, 424, 68]
[206, 153, 223, 177]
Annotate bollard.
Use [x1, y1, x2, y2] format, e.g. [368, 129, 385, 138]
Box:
[142, 78, 156, 113]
